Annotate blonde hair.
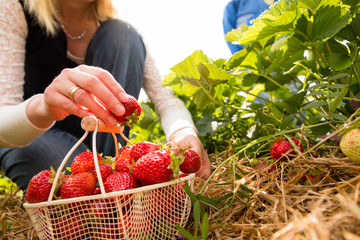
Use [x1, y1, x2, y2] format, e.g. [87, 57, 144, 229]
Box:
[24, 0, 118, 36]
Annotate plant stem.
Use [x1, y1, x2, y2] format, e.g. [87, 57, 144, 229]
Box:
[198, 81, 256, 112]
[199, 121, 332, 194]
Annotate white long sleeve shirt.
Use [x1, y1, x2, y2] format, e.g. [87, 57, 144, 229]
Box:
[0, 0, 195, 147]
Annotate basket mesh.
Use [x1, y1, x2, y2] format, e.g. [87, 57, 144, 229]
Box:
[25, 177, 194, 240]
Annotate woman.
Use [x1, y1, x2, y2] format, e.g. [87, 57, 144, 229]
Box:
[0, 0, 211, 190]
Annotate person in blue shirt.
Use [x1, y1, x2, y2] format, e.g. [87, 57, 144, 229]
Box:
[222, 0, 276, 54]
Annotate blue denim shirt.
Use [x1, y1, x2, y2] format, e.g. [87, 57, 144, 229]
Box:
[223, 0, 277, 54]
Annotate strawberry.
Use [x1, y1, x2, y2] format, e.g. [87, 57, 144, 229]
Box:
[114, 145, 135, 173]
[115, 145, 133, 161]
[104, 172, 139, 207]
[115, 95, 141, 126]
[340, 128, 360, 163]
[90, 199, 116, 220]
[144, 185, 184, 219]
[60, 172, 96, 199]
[132, 150, 173, 185]
[25, 170, 53, 203]
[94, 223, 120, 239]
[104, 172, 139, 193]
[118, 210, 153, 238]
[130, 141, 159, 161]
[71, 151, 103, 175]
[94, 187, 101, 195]
[93, 163, 113, 182]
[114, 156, 133, 173]
[179, 149, 201, 174]
[53, 211, 86, 240]
[253, 160, 278, 174]
[269, 137, 304, 160]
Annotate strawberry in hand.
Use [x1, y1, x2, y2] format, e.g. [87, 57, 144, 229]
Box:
[115, 95, 141, 127]
[179, 149, 201, 174]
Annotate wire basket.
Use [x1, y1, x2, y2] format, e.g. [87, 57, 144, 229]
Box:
[23, 117, 195, 240]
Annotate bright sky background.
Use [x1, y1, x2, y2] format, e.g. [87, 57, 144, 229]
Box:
[114, 0, 233, 77]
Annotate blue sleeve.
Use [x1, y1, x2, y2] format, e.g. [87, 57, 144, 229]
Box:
[222, 0, 274, 54]
[223, 0, 244, 54]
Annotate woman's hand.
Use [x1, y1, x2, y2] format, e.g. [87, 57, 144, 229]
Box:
[170, 127, 212, 179]
[26, 65, 129, 128]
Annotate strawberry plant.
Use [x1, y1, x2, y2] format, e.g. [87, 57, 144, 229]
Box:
[129, 0, 360, 237]
[134, 0, 360, 159]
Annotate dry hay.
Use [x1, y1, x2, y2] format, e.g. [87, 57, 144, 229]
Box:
[188, 144, 360, 240]
[0, 189, 36, 240]
[0, 145, 359, 239]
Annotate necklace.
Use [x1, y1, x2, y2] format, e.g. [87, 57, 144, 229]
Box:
[60, 13, 90, 40]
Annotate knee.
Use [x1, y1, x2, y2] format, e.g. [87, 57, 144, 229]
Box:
[100, 19, 146, 54]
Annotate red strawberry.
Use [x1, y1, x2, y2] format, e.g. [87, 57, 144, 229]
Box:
[115, 95, 141, 126]
[254, 160, 278, 174]
[144, 184, 184, 219]
[118, 210, 153, 238]
[114, 156, 133, 173]
[115, 145, 133, 160]
[104, 172, 139, 207]
[71, 151, 103, 175]
[269, 137, 304, 160]
[91, 199, 116, 220]
[132, 150, 173, 185]
[25, 170, 53, 203]
[114, 146, 135, 173]
[94, 187, 101, 195]
[94, 223, 120, 239]
[179, 149, 201, 174]
[60, 172, 96, 199]
[104, 172, 139, 193]
[94, 163, 113, 182]
[53, 211, 86, 240]
[130, 141, 159, 162]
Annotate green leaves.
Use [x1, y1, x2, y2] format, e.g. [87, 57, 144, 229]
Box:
[312, 4, 351, 42]
[170, 50, 235, 109]
[157, 0, 360, 153]
[239, 1, 298, 45]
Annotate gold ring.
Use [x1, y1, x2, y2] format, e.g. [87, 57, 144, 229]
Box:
[68, 85, 81, 101]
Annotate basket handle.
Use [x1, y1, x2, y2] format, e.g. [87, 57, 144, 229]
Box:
[81, 116, 134, 146]
[47, 127, 90, 203]
[47, 116, 111, 203]
[81, 116, 124, 133]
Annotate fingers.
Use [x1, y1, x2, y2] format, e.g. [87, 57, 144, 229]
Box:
[46, 65, 130, 125]
[77, 65, 129, 103]
[169, 130, 212, 179]
[43, 89, 93, 120]
[67, 66, 126, 111]
[195, 150, 212, 179]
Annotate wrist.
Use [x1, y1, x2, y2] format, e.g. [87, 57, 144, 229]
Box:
[26, 95, 55, 129]
[169, 126, 198, 142]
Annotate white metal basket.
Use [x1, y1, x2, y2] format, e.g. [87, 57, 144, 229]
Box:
[23, 117, 194, 240]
